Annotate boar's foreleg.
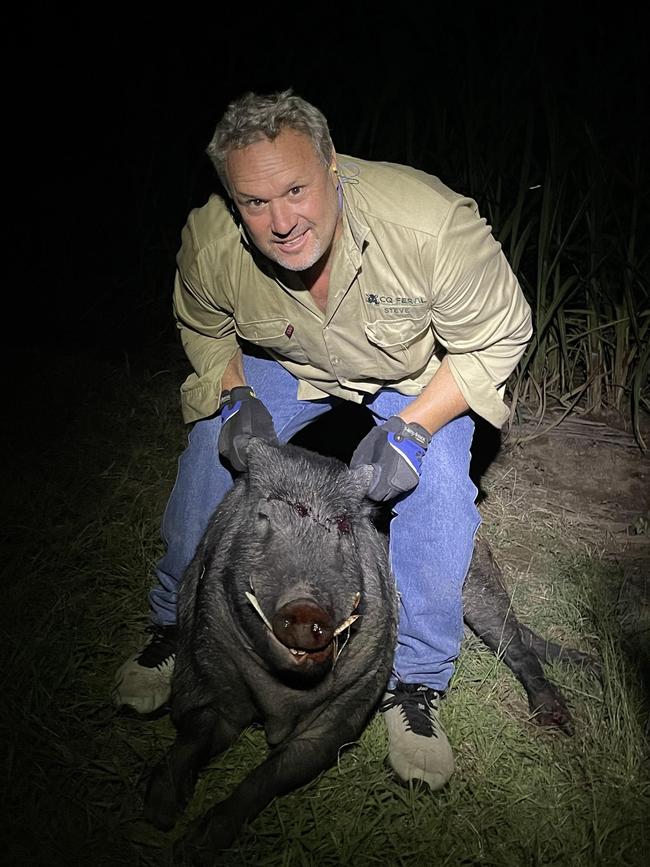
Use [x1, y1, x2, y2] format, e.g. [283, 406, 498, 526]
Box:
[177, 685, 380, 858]
[144, 705, 239, 832]
[463, 539, 575, 734]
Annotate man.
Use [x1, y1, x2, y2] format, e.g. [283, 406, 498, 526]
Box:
[114, 90, 532, 790]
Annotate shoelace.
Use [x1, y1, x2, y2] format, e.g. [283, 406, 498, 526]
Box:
[381, 685, 442, 738]
[136, 625, 177, 669]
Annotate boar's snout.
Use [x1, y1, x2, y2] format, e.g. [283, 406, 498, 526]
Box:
[272, 599, 334, 651]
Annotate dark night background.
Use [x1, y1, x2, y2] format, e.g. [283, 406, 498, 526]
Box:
[15, 5, 647, 378]
[3, 9, 648, 863]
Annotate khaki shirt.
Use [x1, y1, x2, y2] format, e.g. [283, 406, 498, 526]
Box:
[174, 155, 532, 427]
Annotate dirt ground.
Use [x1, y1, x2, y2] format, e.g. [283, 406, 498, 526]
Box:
[476, 412, 649, 560]
[477, 411, 650, 695]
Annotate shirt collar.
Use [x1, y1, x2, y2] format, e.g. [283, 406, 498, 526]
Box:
[339, 179, 370, 255]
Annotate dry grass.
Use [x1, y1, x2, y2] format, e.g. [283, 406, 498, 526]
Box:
[3, 356, 648, 866]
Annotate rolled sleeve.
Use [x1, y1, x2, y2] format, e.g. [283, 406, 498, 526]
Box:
[431, 200, 533, 427]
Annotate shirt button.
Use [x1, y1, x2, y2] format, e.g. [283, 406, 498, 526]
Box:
[331, 356, 339, 365]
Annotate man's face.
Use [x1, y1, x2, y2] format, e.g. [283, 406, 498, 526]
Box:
[226, 129, 341, 272]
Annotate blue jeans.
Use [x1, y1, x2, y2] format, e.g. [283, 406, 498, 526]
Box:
[151, 354, 480, 691]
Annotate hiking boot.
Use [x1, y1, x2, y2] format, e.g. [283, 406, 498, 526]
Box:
[381, 682, 454, 790]
[113, 624, 177, 714]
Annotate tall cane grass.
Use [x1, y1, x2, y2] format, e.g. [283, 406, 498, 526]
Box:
[328, 43, 648, 447]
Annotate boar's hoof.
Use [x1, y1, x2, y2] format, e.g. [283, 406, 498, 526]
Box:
[144, 763, 182, 831]
[177, 808, 237, 862]
[173, 836, 211, 867]
[530, 691, 574, 736]
[272, 599, 334, 652]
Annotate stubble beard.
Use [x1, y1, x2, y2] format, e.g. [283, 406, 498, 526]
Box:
[269, 233, 324, 272]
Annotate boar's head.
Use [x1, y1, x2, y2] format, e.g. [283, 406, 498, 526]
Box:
[237, 437, 376, 685]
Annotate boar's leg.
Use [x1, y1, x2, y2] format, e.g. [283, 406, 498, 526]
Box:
[463, 539, 574, 734]
[177, 684, 381, 858]
[145, 705, 240, 831]
[516, 622, 600, 676]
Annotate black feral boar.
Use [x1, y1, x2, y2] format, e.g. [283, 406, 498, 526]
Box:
[145, 438, 594, 858]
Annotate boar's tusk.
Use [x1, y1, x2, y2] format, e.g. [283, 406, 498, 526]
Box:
[245, 591, 273, 631]
[332, 593, 362, 638]
[332, 593, 362, 665]
[332, 628, 352, 669]
[333, 613, 360, 637]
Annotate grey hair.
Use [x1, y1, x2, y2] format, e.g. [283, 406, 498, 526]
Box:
[206, 89, 334, 191]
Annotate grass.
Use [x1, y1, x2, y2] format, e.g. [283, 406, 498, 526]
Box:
[4, 354, 648, 867]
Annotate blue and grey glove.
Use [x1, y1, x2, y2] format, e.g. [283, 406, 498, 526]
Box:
[350, 415, 432, 502]
[218, 386, 277, 473]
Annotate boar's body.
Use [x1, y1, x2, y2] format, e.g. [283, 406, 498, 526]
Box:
[145, 439, 397, 855]
[145, 438, 596, 859]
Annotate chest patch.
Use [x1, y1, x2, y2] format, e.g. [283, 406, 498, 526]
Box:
[364, 292, 427, 314]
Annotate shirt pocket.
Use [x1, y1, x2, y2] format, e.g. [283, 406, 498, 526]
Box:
[234, 317, 310, 364]
[364, 312, 434, 377]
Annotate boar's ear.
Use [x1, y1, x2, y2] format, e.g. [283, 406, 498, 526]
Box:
[256, 495, 284, 531]
[245, 436, 282, 481]
[347, 463, 374, 498]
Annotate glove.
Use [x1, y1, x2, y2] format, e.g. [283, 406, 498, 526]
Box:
[217, 386, 277, 472]
[350, 415, 432, 502]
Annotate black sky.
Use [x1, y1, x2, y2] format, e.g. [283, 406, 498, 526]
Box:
[15, 5, 648, 362]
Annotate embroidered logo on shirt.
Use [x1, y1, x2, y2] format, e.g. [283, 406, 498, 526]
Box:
[364, 293, 427, 314]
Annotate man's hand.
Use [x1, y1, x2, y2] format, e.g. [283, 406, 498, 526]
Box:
[350, 415, 432, 502]
[218, 386, 277, 472]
